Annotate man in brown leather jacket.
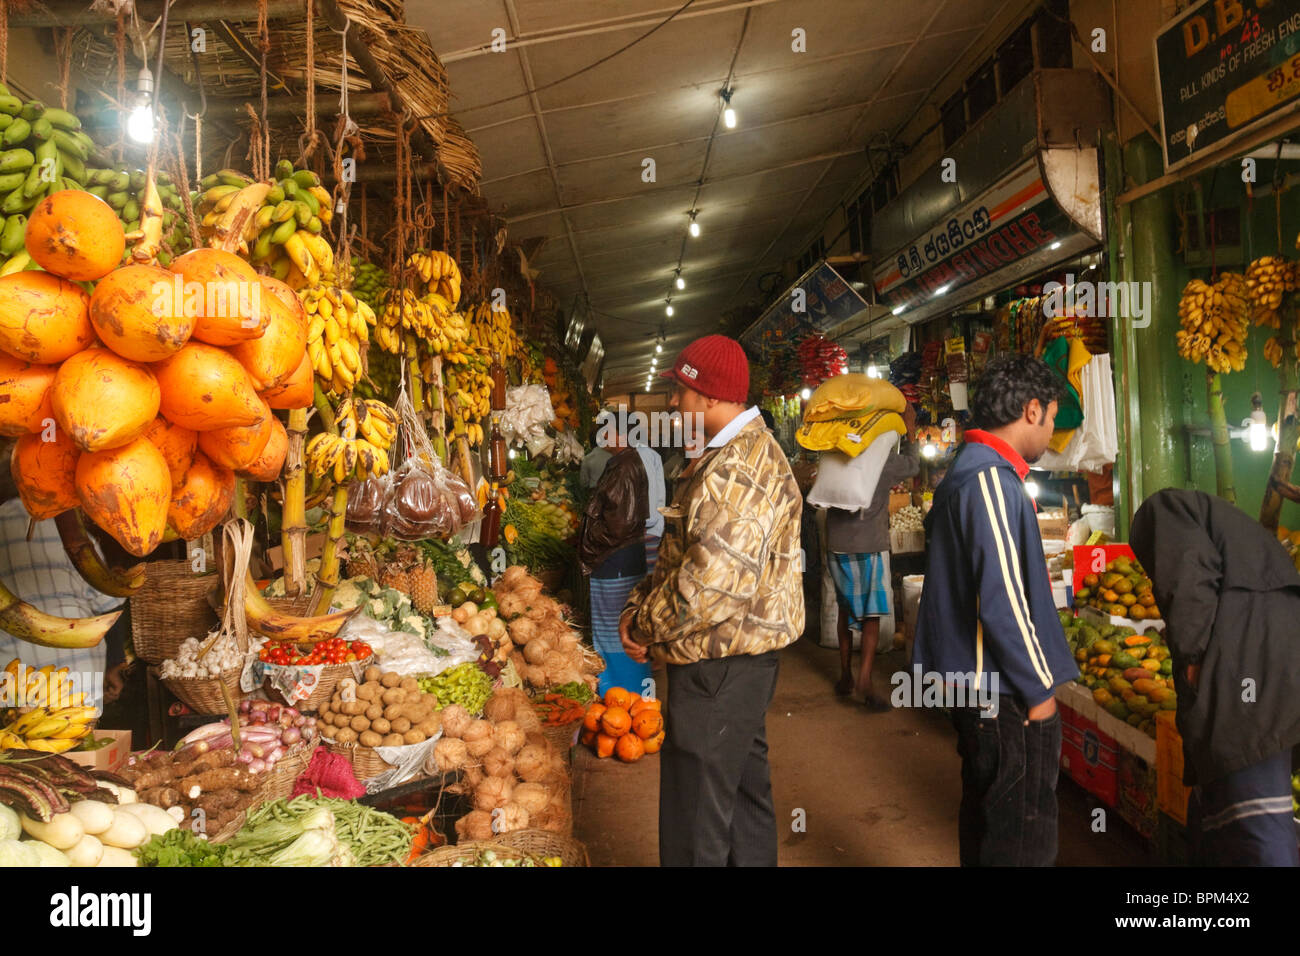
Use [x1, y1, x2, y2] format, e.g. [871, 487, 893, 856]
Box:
[579, 423, 650, 695]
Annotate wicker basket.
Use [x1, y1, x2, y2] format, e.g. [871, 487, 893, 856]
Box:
[263, 659, 360, 713]
[492, 829, 588, 867]
[208, 810, 246, 845]
[256, 743, 318, 803]
[409, 841, 538, 867]
[543, 719, 582, 763]
[325, 738, 390, 779]
[160, 665, 244, 716]
[130, 562, 220, 664]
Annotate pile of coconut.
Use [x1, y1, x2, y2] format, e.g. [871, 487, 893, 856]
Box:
[494, 565, 600, 692]
[431, 687, 572, 838]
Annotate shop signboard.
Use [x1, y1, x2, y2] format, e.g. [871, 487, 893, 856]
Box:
[872, 161, 1087, 318]
[1154, 0, 1300, 171]
[740, 261, 868, 352]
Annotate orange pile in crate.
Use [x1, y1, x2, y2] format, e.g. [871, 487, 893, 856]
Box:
[580, 686, 664, 762]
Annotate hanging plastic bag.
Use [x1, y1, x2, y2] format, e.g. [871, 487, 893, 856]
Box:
[345, 474, 390, 534]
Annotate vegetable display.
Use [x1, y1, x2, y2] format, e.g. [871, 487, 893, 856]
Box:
[418, 662, 493, 716]
[159, 634, 245, 680]
[180, 701, 318, 773]
[258, 636, 372, 666]
[119, 747, 264, 838]
[229, 795, 414, 867]
[134, 827, 229, 867]
[496, 566, 599, 693]
[319, 668, 442, 748]
[452, 847, 562, 867]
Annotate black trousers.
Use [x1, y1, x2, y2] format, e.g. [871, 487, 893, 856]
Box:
[659, 651, 781, 867]
[950, 695, 1061, 866]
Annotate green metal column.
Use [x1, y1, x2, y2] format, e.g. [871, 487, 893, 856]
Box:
[1104, 133, 1139, 537]
[1123, 135, 1189, 520]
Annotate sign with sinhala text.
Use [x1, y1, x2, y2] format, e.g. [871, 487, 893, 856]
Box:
[1155, 0, 1300, 171]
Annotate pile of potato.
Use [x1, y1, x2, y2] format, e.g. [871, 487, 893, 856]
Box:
[319, 667, 442, 749]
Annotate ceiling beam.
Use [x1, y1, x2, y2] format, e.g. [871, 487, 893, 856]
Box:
[7, 0, 304, 27]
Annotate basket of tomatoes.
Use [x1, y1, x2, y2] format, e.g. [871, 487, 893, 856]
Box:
[257, 637, 374, 712]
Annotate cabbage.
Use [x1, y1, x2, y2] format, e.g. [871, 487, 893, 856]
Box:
[0, 838, 39, 867]
[0, 803, 18, 842]
[26, 841, 70, 866]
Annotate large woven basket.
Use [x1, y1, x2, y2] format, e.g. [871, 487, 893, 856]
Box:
[263, 659, 360, 713]
[160, 665, 244, 716]
[542, 719, 582, 764]
[256, 743, 318, 803]
[409, 841, 538, 867]
[208, 810, 246, 845]
[324, 738, 390, 779]
[492, 829, 588, 867]
[130, 561, 220, 664]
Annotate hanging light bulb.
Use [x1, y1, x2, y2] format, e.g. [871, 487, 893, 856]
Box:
[507, 448, 516, 460]
[721, 87, 737, 129]
[676, 274, 685, 290]
[922, 443, 937, 459]
[127, 67, 156, 144]
[1248, 392, 1270, 452]
[800, 387, 811, 400]
[866, 364, 880, 379]
[655, 343, 663, 354]
[666, 303, 674, 317]
[689, 211, 700, 237]
[1025, 479, 1040, 499]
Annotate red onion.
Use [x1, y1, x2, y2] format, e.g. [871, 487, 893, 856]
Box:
[238, 700, 251, 714]
[248, 758, 266, 773]
[280, 727, 301, 746]
[267, 704, 281, 722]
[293, 715, 307, 728]
[284, 706, 300, 719]
[249, 700, 269, 713]
[278, 711, 295, 729]
[235, 751, 253, 764]
[268, 745, 285, 763]
[249, 713, 266, 725]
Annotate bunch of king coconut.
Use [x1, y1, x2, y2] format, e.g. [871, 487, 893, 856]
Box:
[494, 566, 597, 693]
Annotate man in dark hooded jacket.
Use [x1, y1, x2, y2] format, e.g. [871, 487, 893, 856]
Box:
[1131, 489, 1300, 866]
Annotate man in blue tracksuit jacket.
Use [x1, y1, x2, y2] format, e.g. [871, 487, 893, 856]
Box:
[913, 356, 1079, 866]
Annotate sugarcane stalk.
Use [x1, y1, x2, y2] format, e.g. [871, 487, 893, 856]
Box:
[405, 333, 423, 413]
[309, 384, 346, 614]
[280, 406, 309, 597]
[1260, 302, 1300, 531]
[1206, 370, 1237, 504]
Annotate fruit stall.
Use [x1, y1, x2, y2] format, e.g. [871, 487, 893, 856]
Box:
[0, 0, 605, 868]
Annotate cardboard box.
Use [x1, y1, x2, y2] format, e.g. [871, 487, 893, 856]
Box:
[889, 529, 925, 554]
[64, 729, 131, 773]
[1117, 749, 1158, 840]
[1060, 700, 1119, 807]
[1156, 710, 1192, 825]
[267, 533, 327, 573]
[1037, 509, 1068, 539]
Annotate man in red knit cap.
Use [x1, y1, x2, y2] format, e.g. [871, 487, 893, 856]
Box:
[620, 334, 804, 866]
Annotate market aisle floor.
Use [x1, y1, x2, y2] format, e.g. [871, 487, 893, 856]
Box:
[572, 637, 1157, 866]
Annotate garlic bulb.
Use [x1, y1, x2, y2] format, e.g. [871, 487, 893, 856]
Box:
[160, 633, 246, 679]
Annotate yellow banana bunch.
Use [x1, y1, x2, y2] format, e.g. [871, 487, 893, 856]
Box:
[305, 412, 394, 484]
[407, 250, 462, 308]
[1176, 273, 1250, 373]
[335, 398, 399, 452]
[302, 285, 373, 397]
[1245, 256, 1297, 330]
[377, 288, 471, 358]
[1, 660, 97, 749]
[469, 300, 522, 359]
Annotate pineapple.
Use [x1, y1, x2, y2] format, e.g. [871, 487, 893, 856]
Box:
[378, 563, 410, 595]
[408, 560, 440, 614]
[343, 538, 379, 581]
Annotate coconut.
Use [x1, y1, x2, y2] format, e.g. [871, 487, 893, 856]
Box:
[466, 735, 495, 759]
[433, 737, 468, 772]
[523, 639, 550, 666]
[512, 782, 549, 816]
[472, 774, 514, 812]
[463, 718, 491, 741]
[514, 743, 548, 783]
[455, 810, 495, 842]
[513, 705, 543, 734]
[483, 693, 517, 724]
[482, 746, 515, 779]
[441, 704, 472, 739]
[492, 720, 525, 756]
[495, 802, 530, 834]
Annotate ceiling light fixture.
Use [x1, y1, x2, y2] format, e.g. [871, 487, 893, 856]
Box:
[721, 87, 736, 129]
[127, 67, 156, 144]
[891, 304, 906, 316]
[675, 272, 685, 290]
[1050, 241, 1062, 250]
[688, 211, 700, 238]
[933, 284, 951, 297]
[666, 303, 674, 317]
[655, 343, 663, 354]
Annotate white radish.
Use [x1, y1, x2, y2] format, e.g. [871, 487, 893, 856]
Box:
[65, 834, 104, 867]
[117, 803, 178, 837]
[69, 800, 115, 836]
[20, 812, 84, 850]
[99, 810, 148, 850]
[95, 845, 139, 867]
[95, 781, 137, 804]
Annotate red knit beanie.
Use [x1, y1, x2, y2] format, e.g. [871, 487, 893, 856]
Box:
[660, 334, 750, 404]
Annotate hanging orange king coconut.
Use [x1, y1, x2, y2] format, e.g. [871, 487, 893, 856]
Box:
[0, 353, 57, 437]
[51, 348, 161, 452]
[152, 341, 268, 431]
[25, 190, 126, 281]
[0, 271, 95, 364]
[167, 450, 235, 541]
[11, 429, 81, 519]
[75, 437, 171, 557]
[168, 248, 268, 346]
[89, 263, 195, 362]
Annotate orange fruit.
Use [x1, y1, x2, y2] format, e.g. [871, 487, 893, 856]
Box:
[603, 687, 633, 710]
[631, 710, 663, 740]
[642, 730, 665, 754]
[600, 706, 631, 738]
[615, 733, 645, 763]
[629, 697, 662, 717]
[594, 733, 617, 759]
[582, 702, 607, 733]
[580, 728, 597, 747]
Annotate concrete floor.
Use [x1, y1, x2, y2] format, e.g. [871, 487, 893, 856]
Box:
[572, 636, 1156, 866]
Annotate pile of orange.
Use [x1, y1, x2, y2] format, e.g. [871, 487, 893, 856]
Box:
[580, 686, 664, 763]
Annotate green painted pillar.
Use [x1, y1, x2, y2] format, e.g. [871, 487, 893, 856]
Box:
[1122, 135, 1189, 519]
[1104, 134, 1138, 537]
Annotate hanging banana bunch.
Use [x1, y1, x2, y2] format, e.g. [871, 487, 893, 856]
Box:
[469, 299, 522, 360]
[407, 249, 462, 307]
[304, 398, 399, 483]
[1245, 255, 1296, 331]
[1176, 273, 1250, 374]
[303, 285, 376, 397]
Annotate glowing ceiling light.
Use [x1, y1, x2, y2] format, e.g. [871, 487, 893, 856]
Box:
[676, 275, 685, 290]
[800, 387, 811, 400]
[891, 304, 906, 315]
[666, 304, 674, 317]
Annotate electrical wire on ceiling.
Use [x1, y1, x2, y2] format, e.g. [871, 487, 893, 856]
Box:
[415, 0, 698, 121]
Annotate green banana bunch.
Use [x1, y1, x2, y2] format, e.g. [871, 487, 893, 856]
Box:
[83, 164, 191, 266]
[350, 256, 391, 312]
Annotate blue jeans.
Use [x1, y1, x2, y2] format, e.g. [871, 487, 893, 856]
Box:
[951, 695, 1061, 866]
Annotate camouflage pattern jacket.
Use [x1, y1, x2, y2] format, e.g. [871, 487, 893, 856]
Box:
[624, 418, 804, 665]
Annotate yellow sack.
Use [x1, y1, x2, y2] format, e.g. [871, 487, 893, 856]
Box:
[796, 409, 905, 458]
[802, 373, 905, 424]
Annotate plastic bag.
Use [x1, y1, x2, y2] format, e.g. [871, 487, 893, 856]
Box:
[381, 457, 480, 540]
[345, 474, 390, 533]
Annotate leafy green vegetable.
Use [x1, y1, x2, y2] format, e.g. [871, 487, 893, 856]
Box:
[134, 828, 230, 867]
[549, 681, 593, 704]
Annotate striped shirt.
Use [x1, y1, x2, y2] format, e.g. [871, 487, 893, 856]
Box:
[0, 500, 122, 707]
